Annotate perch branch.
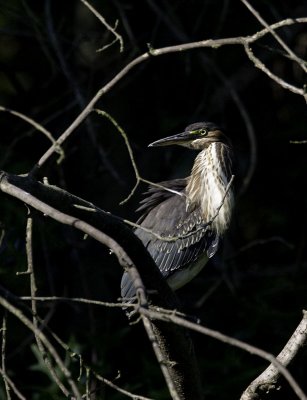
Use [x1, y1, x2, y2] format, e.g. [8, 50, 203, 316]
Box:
[0, 171, 202, 399]
[140, 307, 307, 400]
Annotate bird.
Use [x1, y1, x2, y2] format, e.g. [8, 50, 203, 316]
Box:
[121, 121, 234, 301]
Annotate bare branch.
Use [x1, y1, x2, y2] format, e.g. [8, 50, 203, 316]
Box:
[241, 310, 307, 400]
[140, 307, 307, 400]
[146, 0, 257, 194]
[32, 17, 307, 173]
[1, 315, 12, 400]
[16, 293, 307, 400]
[0, 171, 203, 399]
[94, 109, 141, 204]
[19, 293, 151, 399]
[124, 175, 235, 243]
[95, 109, 185, 203]
[24, 215, 71, 397]
[92, 369, 154, 400]
[20, 295, 132, 308]
[231, 236, 294, 257]
[0, 105, 64, 161]
[0, 366, 25, 400]
[0, 296, 82, 399]
[240, 0, 307, 73]
[44, 0, 123, 182]
[243, 43, 306, 98]
[79, 0, 124, 52]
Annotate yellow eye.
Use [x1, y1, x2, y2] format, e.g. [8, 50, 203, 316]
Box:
[189, 128, 208, 136]
[199, 128, 207, 136]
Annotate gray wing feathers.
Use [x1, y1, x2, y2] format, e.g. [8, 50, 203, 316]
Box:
[134, 185, 218, 278]
[121, 180, 218, 300]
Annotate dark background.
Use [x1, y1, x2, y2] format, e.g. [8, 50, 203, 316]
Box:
[0, 0, 306, 399]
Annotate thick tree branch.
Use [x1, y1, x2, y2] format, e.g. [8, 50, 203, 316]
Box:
[0, 171, 203, 400]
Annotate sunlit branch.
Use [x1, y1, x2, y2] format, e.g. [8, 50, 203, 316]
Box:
[33, 17, 307, 173]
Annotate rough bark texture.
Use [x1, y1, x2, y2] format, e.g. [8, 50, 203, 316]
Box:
[0, 171, 203, 399]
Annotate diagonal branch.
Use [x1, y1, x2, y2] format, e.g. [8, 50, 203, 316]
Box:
[79, 0, 124, 52]
[94, 109, 184, 204]
[3, 287, 153, 400]
[0, 296, 82, 399]
[32, 17, 307, 173]
[240, 310, 307, 400]
[140, 307, 307, 400]
[240, 0, 307, 73]
[243, 43, 304, 96]
[0, 171, 202, 399]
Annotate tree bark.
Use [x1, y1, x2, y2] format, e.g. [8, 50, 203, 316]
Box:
[0, 171, 203, 399]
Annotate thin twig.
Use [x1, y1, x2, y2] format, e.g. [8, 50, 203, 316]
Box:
[1, 314, 11, 400]
[0, 227, 4, 248]
[240, 0, 307, 73]
[94, 109, 141, 204]
[32, 17, 307, 173]
[44, 0, 123, 182]
[24, 216, 71, 397]
[0, 296, 82, 400]
[20, 295, 132, 309]
[232, 236, 294, 256]
[124, 175, 235, 242]
[243, 43, 305, 98]
[92, 370, 153, 400]
[146, 0, 257, 195]
[95, 109, 185, 203]
[0, 105, 64, 160]
[79, 0, 124, 52]
[22, 297, 148, 399]
[0, 366, 26, 400]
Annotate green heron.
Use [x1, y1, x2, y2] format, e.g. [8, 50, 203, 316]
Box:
[121, 122, 234, 300]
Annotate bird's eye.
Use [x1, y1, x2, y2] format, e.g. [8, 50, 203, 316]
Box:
[199, 128, 207, 136]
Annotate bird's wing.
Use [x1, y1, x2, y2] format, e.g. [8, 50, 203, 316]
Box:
[134, 180, 219, 278]
[136, 178, 188, 218]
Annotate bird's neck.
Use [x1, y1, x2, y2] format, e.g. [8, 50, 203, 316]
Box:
[186, 142, 234, 235]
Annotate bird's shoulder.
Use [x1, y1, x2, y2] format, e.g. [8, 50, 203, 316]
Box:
[136, 178, 187, 218]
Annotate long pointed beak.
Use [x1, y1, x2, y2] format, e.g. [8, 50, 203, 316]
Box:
[148, 131, 189, 147]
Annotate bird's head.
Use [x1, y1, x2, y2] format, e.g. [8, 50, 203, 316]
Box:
[149, 122, 229, 150]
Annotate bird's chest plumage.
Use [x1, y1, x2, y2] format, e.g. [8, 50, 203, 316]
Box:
[186, 142, 233, 235]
